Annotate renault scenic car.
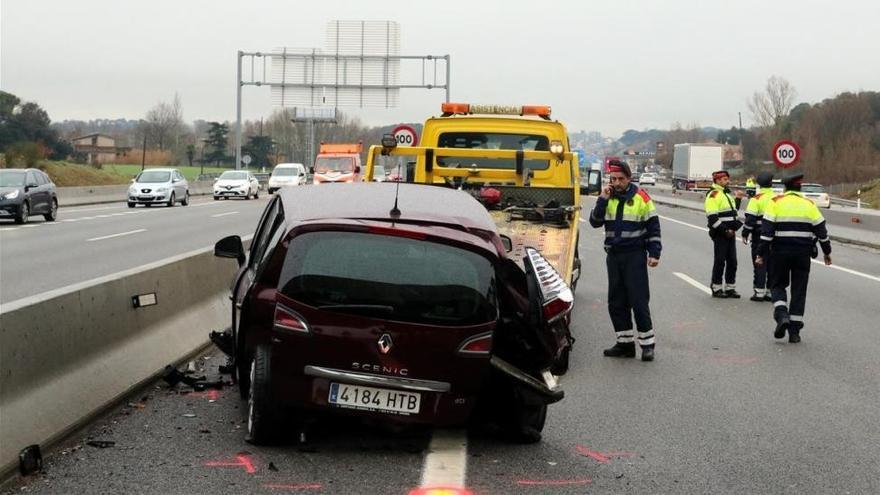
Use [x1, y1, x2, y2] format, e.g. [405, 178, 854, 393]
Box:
[214, 183, 574, 445]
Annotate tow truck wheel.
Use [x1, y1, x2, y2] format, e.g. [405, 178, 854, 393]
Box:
[246, 345, 276, 445]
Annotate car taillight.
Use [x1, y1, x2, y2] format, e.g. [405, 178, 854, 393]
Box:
[525, 247, 574, 323]
[457, 332, 493, 355]
[368, 226, 427, 240]
[274, 304, 310, 334]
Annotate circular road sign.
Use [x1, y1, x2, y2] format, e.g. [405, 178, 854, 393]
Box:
[392, 125, 418, 147]
[772, 140, 800, 169]
[241, 154, 253, 165]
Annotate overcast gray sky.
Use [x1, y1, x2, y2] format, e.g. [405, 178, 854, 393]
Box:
[2, 0, 878, 136]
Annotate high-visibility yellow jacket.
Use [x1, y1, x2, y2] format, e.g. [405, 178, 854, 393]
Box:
[704, 183, 742, 235]
[758, 191, 831, 257]
[742, 186, 776, 241]
[589, 183, 662, 258]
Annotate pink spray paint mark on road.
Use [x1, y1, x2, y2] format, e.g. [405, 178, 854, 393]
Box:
[575, 445, 611, 464]
[517, 479, 593, 486]
[204, 453, 257, 474]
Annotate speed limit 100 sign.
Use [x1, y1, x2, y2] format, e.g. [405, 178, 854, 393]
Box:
[772, 140, 800, 168]
[392, 125, 418, 147]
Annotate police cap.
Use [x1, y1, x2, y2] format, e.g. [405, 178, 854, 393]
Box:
[782, 173, 804, 188]
[756, 171, 774, 187]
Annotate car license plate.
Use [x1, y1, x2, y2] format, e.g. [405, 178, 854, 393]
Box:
[328, 382, 420, 415]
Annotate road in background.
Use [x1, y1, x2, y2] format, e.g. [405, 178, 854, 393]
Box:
[5, 198, 878, 494]
[0, 197, 270, 304]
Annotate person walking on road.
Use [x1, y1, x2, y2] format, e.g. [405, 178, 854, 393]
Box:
[742, 171, 776, 302]
[705, 170, 743, 298]
[589, 160, 662, 362]
[755, 173, 832, 343]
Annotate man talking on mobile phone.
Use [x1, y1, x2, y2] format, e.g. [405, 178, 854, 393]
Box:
[589, 160, 662, 362]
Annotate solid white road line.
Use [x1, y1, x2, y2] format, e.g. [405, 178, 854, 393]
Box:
[660, 214, 880, 283]
[211, 211, 239, 218]
[420, 429, 468, 490]
[86, 229, 147, 242]
[673, 272, 713, 295]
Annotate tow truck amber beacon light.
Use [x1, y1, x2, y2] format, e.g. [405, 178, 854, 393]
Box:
[440, 102, 552, 119]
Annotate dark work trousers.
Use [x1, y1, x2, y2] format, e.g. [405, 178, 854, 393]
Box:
[606, 249, 655, 348]
[750, 239, 768, 292]
[711, 235, 737, 287]
[769, 252, 811, 330]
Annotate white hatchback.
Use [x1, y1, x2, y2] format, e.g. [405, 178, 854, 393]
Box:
[213, 170, 260, 200]
[268, 163, 307, 193]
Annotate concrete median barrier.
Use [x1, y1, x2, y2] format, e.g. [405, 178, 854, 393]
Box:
[0, 242, 246, 477]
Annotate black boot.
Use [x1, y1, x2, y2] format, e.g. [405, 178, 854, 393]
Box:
[725, 289, 741, 299]
[603, 342, 636, 358]
[750, 290, 764, 302]
[641, 347, 655, 362]
[712, 289, 728, 298]
[774, 316, 790, 339]
[788, 328, 801, 343]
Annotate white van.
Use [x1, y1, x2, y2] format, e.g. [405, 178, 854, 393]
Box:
[268, 163, 307, 193]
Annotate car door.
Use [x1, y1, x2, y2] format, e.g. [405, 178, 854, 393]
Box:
[249, 173, 258, 194]
[232, 196, 284, 357]
[173, 171, 186, 198]
[25, 170, 47, 213]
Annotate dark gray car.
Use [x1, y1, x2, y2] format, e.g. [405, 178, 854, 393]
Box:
[0, 168, 58, 224]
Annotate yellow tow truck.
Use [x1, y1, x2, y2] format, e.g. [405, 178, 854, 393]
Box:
[365, 103, 581, 290]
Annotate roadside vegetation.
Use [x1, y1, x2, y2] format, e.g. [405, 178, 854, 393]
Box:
[842, 179, 880, 210]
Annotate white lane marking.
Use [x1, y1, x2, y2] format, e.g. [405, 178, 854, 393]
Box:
[660, 214, 880, 283]
[579, 218, 587, 223]
[420, 429, 468, 490]
[60, 205, 123, 213]
[110, 213, 126, 217]
[211, 211, 239, 218]
[22, 224, 41, 228]
[94, 214, 112, 218]
[1, 228, 19, 232]
[673, 272, 712, 295]
[659, 214, 708, 232]
[86, 229, 147, 242]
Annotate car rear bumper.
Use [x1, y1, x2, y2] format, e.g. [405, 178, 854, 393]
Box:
[268, 357, 483, 426]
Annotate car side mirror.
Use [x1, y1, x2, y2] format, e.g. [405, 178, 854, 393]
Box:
[214, 235, 245, 266]
[499, 234, 513, 253]
[130, 178, 136, 183]
[309, 167, 315, 174]
[25, 183, 38, 191]
[354, 166, 361, 174]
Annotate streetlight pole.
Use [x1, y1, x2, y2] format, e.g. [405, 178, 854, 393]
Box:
[738, 111, 745, 167]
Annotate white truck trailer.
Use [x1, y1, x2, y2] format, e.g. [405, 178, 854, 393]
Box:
[672, 143, 723, 190]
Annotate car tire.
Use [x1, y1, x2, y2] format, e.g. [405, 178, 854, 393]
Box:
[128, 202, 136, 208]
[15, 201, 29, 224]
[167, 192, 175, 207]
[246, 345, 277, 445]
[508, 392, 547, 444]
[181, 191, 190, 206]
[213, 196, 219, 201]
[268, 188, 276, 194]
[44, 199, 58, 221]
[253, 189, 259, 199]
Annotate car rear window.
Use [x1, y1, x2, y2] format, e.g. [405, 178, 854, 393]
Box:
[273, 167, 301, 176]
[279, 231, 497, 326]
[802, 184, 826, 193]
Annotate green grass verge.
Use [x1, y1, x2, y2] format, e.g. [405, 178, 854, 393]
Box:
[103, 164, 263, 181]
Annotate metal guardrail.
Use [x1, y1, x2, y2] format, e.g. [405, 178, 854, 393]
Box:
[831, 196, 872, 208]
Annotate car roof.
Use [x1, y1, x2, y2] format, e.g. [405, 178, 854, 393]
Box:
[140, 168, 177, 172]
[275, 163, 304, 168]
[277, 183, 498, 232]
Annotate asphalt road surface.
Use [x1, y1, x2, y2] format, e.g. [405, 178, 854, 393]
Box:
[3, 198, 879, 494]
[0, 197, 270, 304]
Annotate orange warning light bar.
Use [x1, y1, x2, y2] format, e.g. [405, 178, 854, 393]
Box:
[440, 103, 551, 119]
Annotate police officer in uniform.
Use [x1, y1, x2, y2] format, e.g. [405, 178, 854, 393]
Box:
[742, 171, 775, 301]
[755, 173, 832, 343]
[704, 170, 743, 298]
[589, 160, 662, 362]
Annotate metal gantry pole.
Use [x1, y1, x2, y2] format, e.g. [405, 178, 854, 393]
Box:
[235, 51, 243, 170]
[445, 55, 451, 102]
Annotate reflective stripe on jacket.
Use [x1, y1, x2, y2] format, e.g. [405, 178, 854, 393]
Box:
[758, 191, 831, 257]
[589, 184, 662, 258]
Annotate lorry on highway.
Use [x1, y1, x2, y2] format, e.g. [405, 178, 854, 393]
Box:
[672, 143, 723, 190]
[365, 103, 582, 293]
[311, 142, 363, 184]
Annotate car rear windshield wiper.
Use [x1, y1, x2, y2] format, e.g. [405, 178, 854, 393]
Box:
[316, 304, 396, 315]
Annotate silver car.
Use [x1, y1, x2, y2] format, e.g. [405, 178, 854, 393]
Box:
[128, 168, 190, 207]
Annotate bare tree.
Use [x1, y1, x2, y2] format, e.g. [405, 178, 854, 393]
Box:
[144, 93, 185, 151]
[748, 76, 797, 129]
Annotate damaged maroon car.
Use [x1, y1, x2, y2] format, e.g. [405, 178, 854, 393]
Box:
[213, 183, 574, 444]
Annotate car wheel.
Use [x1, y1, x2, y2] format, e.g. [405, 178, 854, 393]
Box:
[44, 199, 58, 221]
[213, 196, 219, 201]
[15, 201, 29, 224]
[246, 345, 277, 445]
[167, 192, 175, 207]
[253, 188, 259, 199]
[128, 202, 136, 208]
[181, 191, 190, 206]
[507, 391, 547, 444]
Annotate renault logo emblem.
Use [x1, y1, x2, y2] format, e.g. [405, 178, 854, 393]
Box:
[377, 333, 393, 355]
